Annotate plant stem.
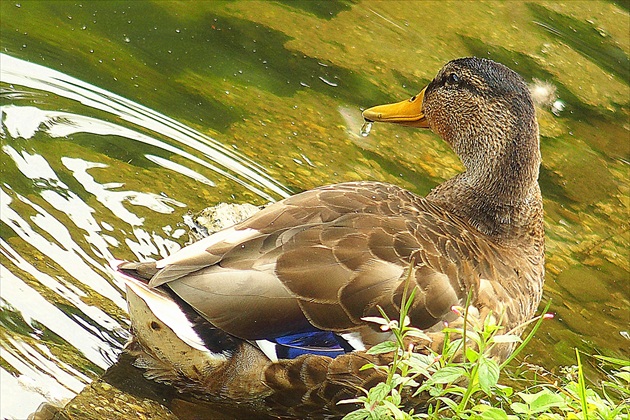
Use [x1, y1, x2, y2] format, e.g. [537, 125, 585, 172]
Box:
[576, 349, 589, 420]
[457, 358, 479, 411]
[499, 300, 552, 370]
[461, 290, 473, 364]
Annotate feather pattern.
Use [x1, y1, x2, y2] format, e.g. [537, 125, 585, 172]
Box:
[115, 57, 545, 418]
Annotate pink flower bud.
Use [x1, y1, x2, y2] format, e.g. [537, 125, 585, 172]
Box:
[451, 305, 463, 317]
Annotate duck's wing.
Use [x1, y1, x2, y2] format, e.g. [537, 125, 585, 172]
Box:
[127, 181, 515, 343]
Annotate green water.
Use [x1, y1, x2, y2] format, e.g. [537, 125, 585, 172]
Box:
[1, 1, 628, 418]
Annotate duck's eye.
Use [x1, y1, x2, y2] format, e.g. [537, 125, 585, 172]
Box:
[447, 73, 460, 85]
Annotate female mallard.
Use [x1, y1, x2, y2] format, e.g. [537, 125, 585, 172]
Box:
[115, 57, 544, 418]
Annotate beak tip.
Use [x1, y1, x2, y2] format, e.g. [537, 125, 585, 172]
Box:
[361, 109, 378, 122]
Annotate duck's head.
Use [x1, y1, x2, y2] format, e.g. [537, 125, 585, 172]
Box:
[363, 57, 539, 189]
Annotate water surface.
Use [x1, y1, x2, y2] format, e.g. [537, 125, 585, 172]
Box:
[1, 1, 628, 418]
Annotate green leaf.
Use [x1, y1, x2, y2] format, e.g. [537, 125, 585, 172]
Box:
[466, 346, 480, 363]
[442, 327, 465, 335]
[465, 329, 482, 345]
[409, 352, 437, 366]
[341, 408, 370, 420]
[359, 363, 376, 371]
[338, 397, 366, 405]
[369, 406, 391, 420]
[426, 385, 443, 397]
[430, 366, 466, 384]
[361, 316, 389, 326]
[616, 370, 630, 383]
[592, 354, 630, 367]
[495, 384, 513, 398]
[478, 357, 500, 394]
[405, 329, 432, 341]
[381, 399, 404, 416]
[509, 402, 528, 414]
[360, 363, 388, 373]
[575, 349, 589, 416]
[389, 388, 402, 406]
[491, 334, 522, 344]
[517, 389, 566, 413]
[472, 405, 510, 420]
[368, 382, 392, 402]
[392, 374, 419, 388]
[367, 341, 398, 355]
[602, 381, 630, 398]
[436, 396, 459, 411]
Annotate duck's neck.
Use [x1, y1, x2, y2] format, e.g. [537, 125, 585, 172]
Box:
[427, 125, 543, 251]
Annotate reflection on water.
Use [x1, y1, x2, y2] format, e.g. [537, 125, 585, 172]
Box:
[1, 1, 628, 419]
[1, 54, 290, 202]
[1, 53, 290, 418]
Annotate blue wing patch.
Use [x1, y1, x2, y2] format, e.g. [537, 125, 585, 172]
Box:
[270, 330, 354, 359]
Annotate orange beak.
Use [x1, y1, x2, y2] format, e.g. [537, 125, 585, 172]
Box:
[362, 87, 429, 128]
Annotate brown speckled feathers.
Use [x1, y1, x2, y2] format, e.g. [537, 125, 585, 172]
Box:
[117, 57, 545, 418]
[133, 181, 540, 342]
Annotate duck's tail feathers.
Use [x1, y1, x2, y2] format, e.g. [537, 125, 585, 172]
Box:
[114, 260, 159, 282]
[112, 259, 238, 361]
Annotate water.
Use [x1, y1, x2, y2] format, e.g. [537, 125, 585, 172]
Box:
[1, 1, 628, 418]
[0, 52, 291, 418]
[360, 120, 373, 137]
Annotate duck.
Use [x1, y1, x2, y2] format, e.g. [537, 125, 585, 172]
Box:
[113, 57, 544, 419]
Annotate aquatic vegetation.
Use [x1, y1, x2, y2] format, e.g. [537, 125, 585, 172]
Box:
[341, 295, 630, 419]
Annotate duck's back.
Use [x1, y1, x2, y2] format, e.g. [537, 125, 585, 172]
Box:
[127, 180, 543, 351]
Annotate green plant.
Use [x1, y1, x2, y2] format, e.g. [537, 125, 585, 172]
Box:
[507, 352, 630, 420]
[340, 289, 629, 420]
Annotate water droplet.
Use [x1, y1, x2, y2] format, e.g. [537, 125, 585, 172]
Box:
[360, 121, 373, 137]
[551, 99, 565, 116]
